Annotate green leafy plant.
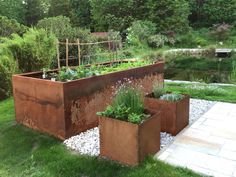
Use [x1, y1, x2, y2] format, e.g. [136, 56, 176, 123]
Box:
[126, 20, 156, 46]
[147, 34, 168, 48]
[0, 16, 28, 37]
[160, 93, 184, 102]
[1, 28, 57, 72]
[97, 86, 148, 124]
[45, 61, 150, 82]
[230, 61, 236, 83]
[0, 55, 18, 100]
[153, 84, 165, 98]
[210, 23, 231, 41]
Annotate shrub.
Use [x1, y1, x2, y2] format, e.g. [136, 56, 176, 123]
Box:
[210, 23, 231, 41]
[1, 29, 57, 72]
[147, 35, 168, 48]
[0, 52, 18, 100]
[97, 86, 147, 124]
[126, 20, 156, 46]
[176, 30, 209, 48]
[160, 93, 184, 102]
[0, 16, 28, 37]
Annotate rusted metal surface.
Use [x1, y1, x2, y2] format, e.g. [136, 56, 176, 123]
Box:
[99, 110, 161, 166]
[13, 62, 164, 139]
[144, 94, 190, 136]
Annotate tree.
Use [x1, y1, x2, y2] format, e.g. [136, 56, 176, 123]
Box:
[202, 0, 236, 26]
[188, 0, 206, 27]
[132, 0, 149, 20]
[146, 0, 190, 33]
[70, 0, 91, 28]
[0, 0, 25, 23]
[24, 0, 45, 25]
[48, 0, 71, 17]
[89, 0, 134, 32]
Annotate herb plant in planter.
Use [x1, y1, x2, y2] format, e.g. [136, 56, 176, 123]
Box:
[97, 86, 161, 165]
[145, 84, 189, 136]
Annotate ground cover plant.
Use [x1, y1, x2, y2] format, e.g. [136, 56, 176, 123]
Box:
[0, 98, 202, 177]
[160, 93, 184, 102]
[165, 82, 236, 103]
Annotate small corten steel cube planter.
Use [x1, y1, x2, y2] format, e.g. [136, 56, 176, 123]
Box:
[99, 110, 161, 166]
[13, 61, 164, 140]
[144, 94, 190, 136]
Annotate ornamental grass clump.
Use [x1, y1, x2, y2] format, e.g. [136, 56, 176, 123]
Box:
[97, 86, 149, 124]
[160, 93, 184, 102]
[153, 84, 165, 98]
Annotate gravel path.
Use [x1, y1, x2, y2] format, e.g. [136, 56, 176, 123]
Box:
[64, 99, 216, 156]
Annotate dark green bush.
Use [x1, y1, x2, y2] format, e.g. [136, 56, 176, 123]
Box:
[176, 30, 209, 48]
[1, 29, 57, 72]
[146, 0, 190, 33]
[202, 0, 236, 26]
[90, 0, 134, 32]
[0, 52, 18, 100]
[0, 16, 28, 37]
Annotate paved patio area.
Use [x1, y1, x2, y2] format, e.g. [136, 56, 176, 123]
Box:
[155, 102, 236, 177]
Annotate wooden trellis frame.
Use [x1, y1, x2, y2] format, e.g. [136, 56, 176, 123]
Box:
[56, 39, 121, 68]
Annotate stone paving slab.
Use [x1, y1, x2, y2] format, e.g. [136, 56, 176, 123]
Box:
[155, 102, 236, 177]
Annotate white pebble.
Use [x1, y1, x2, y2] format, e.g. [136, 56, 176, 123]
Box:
[64, 99, 215, 156]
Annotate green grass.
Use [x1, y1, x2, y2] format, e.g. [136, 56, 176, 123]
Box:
[165, 82, 236, 103]
[0, 98, 203, 177]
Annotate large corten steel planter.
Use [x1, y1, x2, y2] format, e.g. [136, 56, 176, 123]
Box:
[144, 94, 190, 136]
[99, 110, 161, 166]
[13, 61, 164, 139]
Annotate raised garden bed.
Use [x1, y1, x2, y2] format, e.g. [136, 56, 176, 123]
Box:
[99, 110, 161, 166]
[145, 93, 189, 135]
[13, 61, 164, 139]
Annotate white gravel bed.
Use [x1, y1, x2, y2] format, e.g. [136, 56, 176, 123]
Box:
[190, 98, 216, 124]
[64, 99, 216, 156]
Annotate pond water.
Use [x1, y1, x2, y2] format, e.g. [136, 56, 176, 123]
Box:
[165, 68, 231, 83]
[164, 56, 235, 84]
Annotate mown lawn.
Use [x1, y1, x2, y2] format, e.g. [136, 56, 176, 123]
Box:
[0, 98, 202, 177]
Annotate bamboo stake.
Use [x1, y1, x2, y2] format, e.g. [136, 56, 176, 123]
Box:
[66, 39, 69, 67]
[77, 39, 81, 66]
[56, 40, 60, 68]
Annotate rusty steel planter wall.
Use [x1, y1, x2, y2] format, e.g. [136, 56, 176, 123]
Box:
[99, 111, 161, 166]
[144, 94, 190, 136]
[13, 62, 164, 139]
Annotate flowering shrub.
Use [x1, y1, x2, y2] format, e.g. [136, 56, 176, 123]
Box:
[210, 23, 231, 41]
[147, 34, 168, 48]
